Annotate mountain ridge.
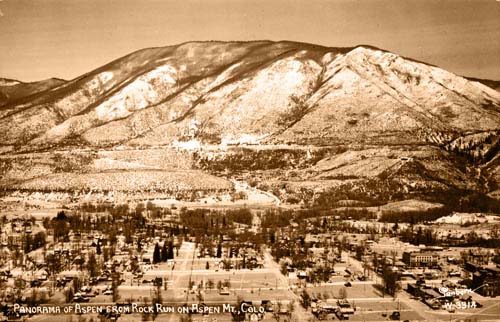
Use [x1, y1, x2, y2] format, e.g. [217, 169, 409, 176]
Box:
[0, 77, 67, 108]
[1, 41, 498, 152]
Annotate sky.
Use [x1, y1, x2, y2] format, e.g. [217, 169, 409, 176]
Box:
[0, 0, 499, 82]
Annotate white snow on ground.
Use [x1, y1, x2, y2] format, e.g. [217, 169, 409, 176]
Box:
[221, 133, 267, 146]
[95, 64, 178, 121]
[172, 139, 201, 150]
[231, 179, 279, 205]
[98, 71, 114, 83]
[434, 212, 500, 224]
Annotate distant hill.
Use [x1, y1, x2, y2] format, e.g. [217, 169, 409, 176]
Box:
[465, 77, 500, 92]
[0, 77, 66, 107]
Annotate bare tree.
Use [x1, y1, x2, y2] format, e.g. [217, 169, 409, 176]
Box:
[338, 286, 348, 299]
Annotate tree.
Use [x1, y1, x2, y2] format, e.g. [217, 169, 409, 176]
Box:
[280, 262, 288, 276]
[152, 284, 162, 319]
[232, 296, 246, 322]
[130, 255, 139, 273]
[355, 245, 364, 261]
[52, 217, 69, 242]
[269, 230, 276, 244]
[153, 243, 161, 264]
[96, 240, 102, 255]
[338, 286, 347, 299]
[135, 203, 145, 216]
[216, 243, 222, 258]
[168, 241, 174, 259]
[287, 300, 295, 315]
[56, 211, 68, 221]
[372, 255, 379, 271]
[363, 258, 371, 278]
[72, 277, 82, 295]
[87, 252, 98, 278]
[103, 247, 111, 264]
[491, 224, 500, 239]
[64, 287, 74, 303]
[300, 289, 311, 308]
[14, 277, 26, 301]
[111, 273, 120, 302]
[382, 267, 400, 297]
[161, 242, 168, 262]
[277, 94, 314, 127]
[46, 253, 62, 275]
[27, 288, 42, 306]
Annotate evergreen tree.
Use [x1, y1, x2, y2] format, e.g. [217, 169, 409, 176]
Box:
[96, 240, 102, 255]
[161, 242, 168, 262]
[216, 243, 222, 258]
[87, 252, 98, 278]
[153, 243, 161, 264]
[168, 241, 174, 260]
[270, 230, 276, 244]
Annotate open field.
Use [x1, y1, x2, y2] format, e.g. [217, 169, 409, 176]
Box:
[307, 283, 381, 299]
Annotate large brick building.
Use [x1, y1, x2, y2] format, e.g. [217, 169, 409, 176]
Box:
[402, 251, 440, 267]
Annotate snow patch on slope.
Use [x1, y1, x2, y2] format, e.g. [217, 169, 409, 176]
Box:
[95, 65, 178, 122]
[0, 79, 21, 86]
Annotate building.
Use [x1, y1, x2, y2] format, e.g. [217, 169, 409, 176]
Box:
[471, 266, 500, 297]
[402, 251, 440, 267]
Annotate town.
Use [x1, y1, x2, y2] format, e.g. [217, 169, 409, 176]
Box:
[0, 199, 499, 322]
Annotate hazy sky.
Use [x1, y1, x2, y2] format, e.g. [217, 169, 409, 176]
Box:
[0, 0, 499, 82]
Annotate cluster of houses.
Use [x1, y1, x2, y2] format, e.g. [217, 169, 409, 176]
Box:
[406, 280, 477, 311]
[311, 298, 356, 320]
[196, 240, 265, 270]
[464, 262, 500, 297]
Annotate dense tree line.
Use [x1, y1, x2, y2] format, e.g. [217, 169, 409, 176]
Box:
[179, 208, 253, 235]
[399, 226, 438, 245]
[260, 209, 293, 228]
[379, 206, 452, 223]
[311, 176, 500, 214]
[225, 209, 253, 225]
[194, 147, 330, 172]
[44, 208, 147, 244]
[153, 241, 175, 264]
[23, 232, 46, 253]
[399, 226, 500, 248]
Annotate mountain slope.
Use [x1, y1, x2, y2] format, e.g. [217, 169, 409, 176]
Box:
[1, 41, 500, 207]
[466, 77, 500, 92]
[0, 41, 498, 151]
[0, 77, 66, 107]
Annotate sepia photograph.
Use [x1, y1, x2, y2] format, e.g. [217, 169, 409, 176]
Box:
[0, 0, 499, 321]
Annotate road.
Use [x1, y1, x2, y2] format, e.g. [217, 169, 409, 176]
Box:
[263, 247, 314, 322]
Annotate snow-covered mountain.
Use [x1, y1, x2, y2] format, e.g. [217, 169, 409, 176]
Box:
[1, 41, 499, 207]
[0, 41, 498, 149]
